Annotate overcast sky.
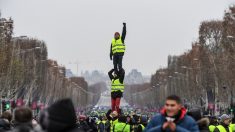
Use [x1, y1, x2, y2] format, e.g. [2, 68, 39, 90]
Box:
[0, 0, 234, 76]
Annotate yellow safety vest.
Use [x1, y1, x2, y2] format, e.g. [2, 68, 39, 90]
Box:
[98, 121, 107, 132]
[110, 119, 119, 132]
[209, 125, 216, 132]
[230, 124, 235, 132]
[216, 125, 232, 132]
[114, 122, 130, 132]
[97, 120, 101, 125]
[140, 124, 145, 131]
[112, 37, 125, 54]
[111, 79, 124, 92]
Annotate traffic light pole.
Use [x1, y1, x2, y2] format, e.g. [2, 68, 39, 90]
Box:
[0, 98, 2, 115]
[231, 89, 234, 118]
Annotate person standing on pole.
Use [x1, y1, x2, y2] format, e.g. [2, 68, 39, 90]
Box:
[110, 23, 126, 75]
[108, 68, 125, 114]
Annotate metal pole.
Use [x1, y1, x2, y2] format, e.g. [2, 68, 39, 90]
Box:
[0, 98, 2, 115]
[231, 89, 233, 118]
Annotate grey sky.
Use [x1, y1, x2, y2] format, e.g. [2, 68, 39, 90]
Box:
[0, 0, 234, 75]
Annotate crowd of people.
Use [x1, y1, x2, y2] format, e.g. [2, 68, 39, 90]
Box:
[0, 95, 234, 132]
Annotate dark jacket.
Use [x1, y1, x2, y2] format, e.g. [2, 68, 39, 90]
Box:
[44, 98, 85, 132]
[78, 121, 93, 132]
[9, 122, 40, 132]
[110, 24, 126, 57]
[108, 69, 125, 99]
[144, 108, 199, 132]
[0, 119, 11, 131]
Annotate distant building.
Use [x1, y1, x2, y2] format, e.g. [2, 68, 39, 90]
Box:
[81, 70, 109, 85]
[125, 69, 145, 85]
[66, 69, 75, 78]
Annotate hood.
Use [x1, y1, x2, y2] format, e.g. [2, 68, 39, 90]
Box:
[46, 98, 77, 132]
[160, 107, 187, 121]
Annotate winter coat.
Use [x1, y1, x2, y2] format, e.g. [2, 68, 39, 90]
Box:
[0, 118, 11, 131]
[9, 122, 41, 132]
[43, 98, 85, 132]
[144, 108, 199, 132]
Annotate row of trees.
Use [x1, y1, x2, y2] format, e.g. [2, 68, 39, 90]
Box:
[125, 5, 235, 114]
[0, 15, 103, 111]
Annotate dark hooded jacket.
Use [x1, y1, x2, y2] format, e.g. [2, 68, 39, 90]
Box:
[9, 122, 39, 132]
[144, 107, 199, 132]
[0, 118, 11, 131]
[44, 98, 85, 132]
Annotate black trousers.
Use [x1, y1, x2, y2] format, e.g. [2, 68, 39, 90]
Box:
[113, 54, 123, 74]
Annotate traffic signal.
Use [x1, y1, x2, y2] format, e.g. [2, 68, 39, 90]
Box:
[2, 100, 6, 112]
[5, 101, 10, 110]
[2, 100, 11, 112]
[230, 108, 234, 112]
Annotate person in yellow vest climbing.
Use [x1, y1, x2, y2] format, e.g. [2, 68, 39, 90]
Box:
[214, 114, 232, 132]
[108, 68, 125, 114]
[110, 23, 126, 74]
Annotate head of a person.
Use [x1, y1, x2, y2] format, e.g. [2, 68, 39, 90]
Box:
[209, 116, 218, 125]
[118, 115, 127, 123]
[126, 115, 131, 123]
[110, 111, 118, 118]
[14, 107, 33, 123]
[220, 114, 231, 125]
[42, 98, 77, 132]
[114, 32, 120, 40]
[187, 109, 202, 121]
[102, 115, 107, 121]
[79, 115, 86, 122]
[1, 110, 12, 122]
[139, 116, 148, 125]
[164, 95, 182, 117]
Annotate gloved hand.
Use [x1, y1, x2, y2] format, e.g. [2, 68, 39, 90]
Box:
[123, 22, 126, 26]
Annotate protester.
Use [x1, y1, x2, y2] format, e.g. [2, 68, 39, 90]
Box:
[10, 107, 40, 132]
[40, 98, 84, 132]
[0, 111, 12, 131]
[144, 95, 199, 132]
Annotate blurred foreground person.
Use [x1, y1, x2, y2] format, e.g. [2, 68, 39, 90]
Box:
[0, 111, 12, 131]
[10, 107, 41, 132]
[40, 98, 84, 132]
